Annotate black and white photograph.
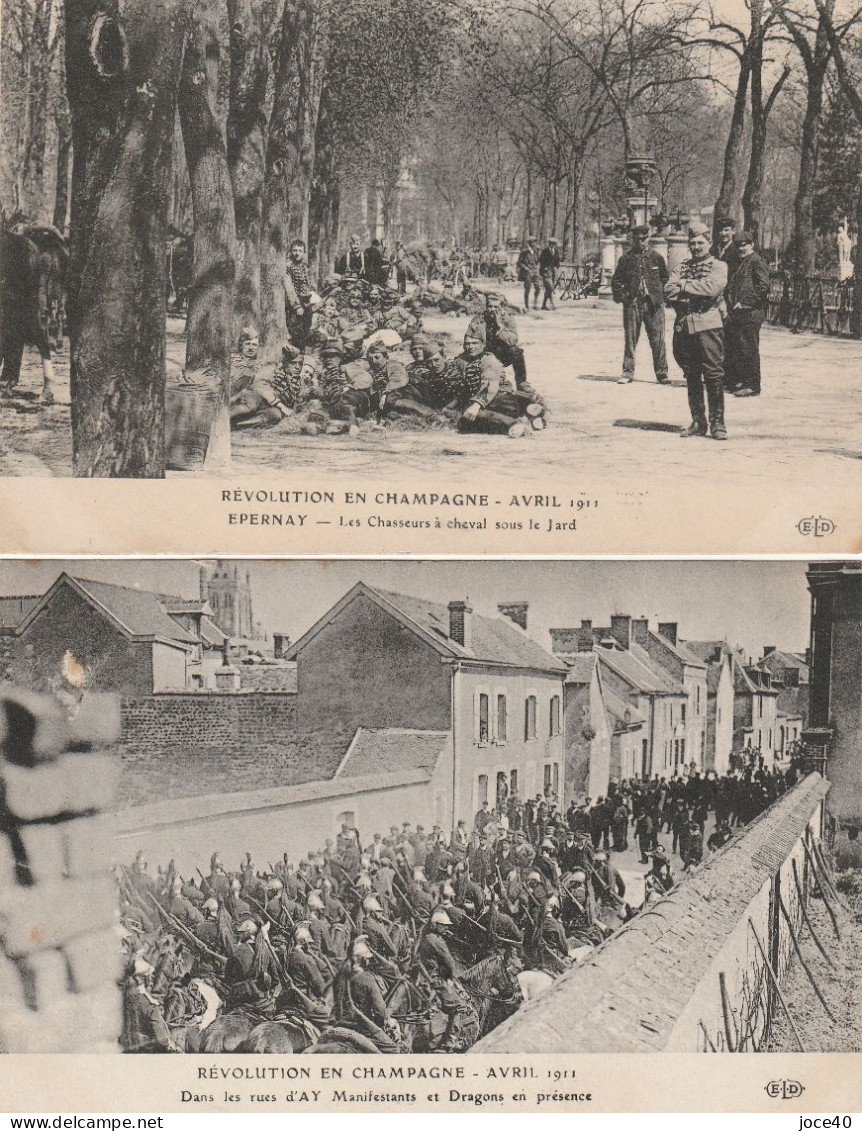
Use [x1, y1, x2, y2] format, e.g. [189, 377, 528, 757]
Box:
[0, 0, 861, 553]
[0, 557, 859, 1069]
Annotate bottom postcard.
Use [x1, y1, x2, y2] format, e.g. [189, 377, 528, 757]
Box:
[0, 558, 859, 1113]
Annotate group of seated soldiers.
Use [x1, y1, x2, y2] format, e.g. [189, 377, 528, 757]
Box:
[228, 244, 547, 439]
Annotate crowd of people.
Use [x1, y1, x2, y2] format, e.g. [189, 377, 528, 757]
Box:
[226, 237, 548, 439]
[118, 763, 798, 1056]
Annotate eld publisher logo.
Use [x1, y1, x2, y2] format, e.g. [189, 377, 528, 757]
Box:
[765, 1079, 805, 1099]
[797, 516, 836, 537]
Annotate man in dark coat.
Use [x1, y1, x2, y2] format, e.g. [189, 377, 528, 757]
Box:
[711, 216, 740, 272]
[539, 237, 561, 310]
[724, 231, 770, 397]
[611, 225, 669, 385]
[517, 237, 541, 309]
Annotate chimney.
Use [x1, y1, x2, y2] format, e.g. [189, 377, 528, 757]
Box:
[549, 628, 577, 654]
[632, 617, 650, 645]
[273, 633, 287, 660]
[610, 615, 632, 650]
[215, 638, 240, 691]
[658, 622, 678, 646]
[199, 565, 209, 601]
[763, 645, 776, 657]
[448, 600, 472, 649]
[498, 601, 528, 631]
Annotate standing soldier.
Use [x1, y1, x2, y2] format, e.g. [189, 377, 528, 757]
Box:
[665, 221, 729, 441]
[724, 231, 770, 398]
[517, 236, 541, 310]
[611, 225, 670, 385]
[539, 237, 561, 310]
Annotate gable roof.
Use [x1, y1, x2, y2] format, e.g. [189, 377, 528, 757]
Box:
[286, 582, 567, 674]
[335, 727, 450, 779]
[16, 574, 198, 648]
[0, 595, 40, 631]
[647, 630, 707, 669]
[683, 639, 732, 695]
[596, 642, 685, 696]
[558, 651, 599, 685]
[603, 686, 646, 731]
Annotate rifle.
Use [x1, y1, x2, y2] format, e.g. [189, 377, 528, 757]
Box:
[145, 893, 226, 968]
[248, 893, 292, 935]
[585, 860, 626, 908]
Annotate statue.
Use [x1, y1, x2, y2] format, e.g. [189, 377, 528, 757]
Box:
[837, 219, 853, 282]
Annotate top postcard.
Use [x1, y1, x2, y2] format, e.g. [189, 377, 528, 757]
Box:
[1, 0, 861, 554]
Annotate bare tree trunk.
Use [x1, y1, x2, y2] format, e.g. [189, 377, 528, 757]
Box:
[743, 53, 789, 246]
[571, 160, 585, 264]
[714, 49, 751, 225]
[308, 89, 338, 286]
[66, 0, 193, 478]
[227, 0, 287, 337]
[178, 0, 235, 469]
[53, 122, 72, 231]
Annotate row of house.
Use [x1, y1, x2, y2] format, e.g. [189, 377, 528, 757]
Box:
[0, 573, 808, 834]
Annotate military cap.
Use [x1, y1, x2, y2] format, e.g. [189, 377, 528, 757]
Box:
[631, 224, 651, 238]
[715, 216, 736, 229]
[320, 336, 344, 356]
[687, 221, 710, 238]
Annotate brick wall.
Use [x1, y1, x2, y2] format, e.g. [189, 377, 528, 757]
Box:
[115, 691, 345, 806]
[121, 691, 298, 749]
[0, 688, 122, 1052]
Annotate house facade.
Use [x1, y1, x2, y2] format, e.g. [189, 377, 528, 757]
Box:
[551, 619, 688, 780]
[684, 641, 735, 775]
[286, 584, 567, 828]
[559, 652, 612, 801]
[9, 573, 229, 697]
[630, 619, 708, 770]
[732, 657, 780, 760]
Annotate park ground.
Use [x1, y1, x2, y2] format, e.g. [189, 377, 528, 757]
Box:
[2, 288, 861, 493]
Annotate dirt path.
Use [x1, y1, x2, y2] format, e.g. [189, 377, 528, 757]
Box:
[3, 293, 861, 492]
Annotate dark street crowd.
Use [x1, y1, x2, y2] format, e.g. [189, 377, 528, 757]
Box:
[118, 762, 799, 1056]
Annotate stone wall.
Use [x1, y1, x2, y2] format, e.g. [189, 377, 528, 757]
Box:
[476, 772, 830, 1054]
[0, 688, 122, 1052]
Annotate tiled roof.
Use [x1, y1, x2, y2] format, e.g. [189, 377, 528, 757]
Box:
[475, 773, 830, 1054]
[603, 686, 646, 730]
[0, 595, 39, 631]
[597, 643, 685, 696]
[761, 649, 810, 680]
[68, 576, 198, 645]
[650, 630, 707, 668]
[198, 617, 228, 647]
[288, 582, 567, 674]
[336, 727, 450, 779]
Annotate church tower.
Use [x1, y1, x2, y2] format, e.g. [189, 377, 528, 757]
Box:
[202, 561, 254, 640]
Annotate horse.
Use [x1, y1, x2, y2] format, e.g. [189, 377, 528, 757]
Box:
[459, 952, 523, 1036]
[385, 973, 448, 1053]
[199, 1010, 255, 1053]
[306, 1027, 382, 1054]
[516, 969, 554, 1002]
[240, 1014, 320, 1053]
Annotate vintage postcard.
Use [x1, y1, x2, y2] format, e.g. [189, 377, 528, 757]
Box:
[1, 0, 861, 554]
[0, 558, 859, 1113]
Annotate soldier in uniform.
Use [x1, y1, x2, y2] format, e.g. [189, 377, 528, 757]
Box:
[469, 292, 531, 391]
[165, 876, 204, 929]
[539, 237, 561, 310]
[223, 919, 268, 1006]
[340, 937, 400, 1049]
[121, 956, 178, 1053]
[724, 230, 770, 397]
[611, 225, 669, 385]
[360, 894, 399, 959]
[284, 924, 330, 1021]
[456, 326, 526, 437]
[665, 221, 729, 440]
[517, 236, 541, 309]
[194, 898, 222, 952]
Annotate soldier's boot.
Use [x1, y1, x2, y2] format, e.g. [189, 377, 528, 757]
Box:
[706, 379, 728, 441]
[680, 376, 708, 437]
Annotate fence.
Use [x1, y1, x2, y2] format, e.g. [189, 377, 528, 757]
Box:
[767, 274, 858, 337]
